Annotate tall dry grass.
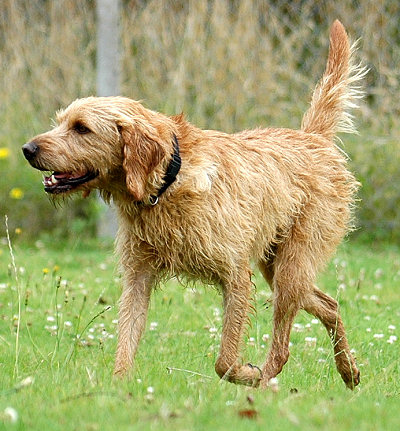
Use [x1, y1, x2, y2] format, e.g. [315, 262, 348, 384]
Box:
[0, 0, 399, 239]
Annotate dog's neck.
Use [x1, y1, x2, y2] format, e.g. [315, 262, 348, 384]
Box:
[102, 133, 182, 210]
[148, 134, 181, 205]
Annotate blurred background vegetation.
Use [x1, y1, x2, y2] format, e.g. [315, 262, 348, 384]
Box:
[0, 0, 399, 242]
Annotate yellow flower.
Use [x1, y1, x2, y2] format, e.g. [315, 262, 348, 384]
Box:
[0, 147, 10, 159]
[42, 268, 50, 274]
[15, 228, 22, 235]
[9, 188, 24, 199]
[53, 265, 60, 272]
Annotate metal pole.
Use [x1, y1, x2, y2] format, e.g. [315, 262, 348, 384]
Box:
[96, 0, 120, 238]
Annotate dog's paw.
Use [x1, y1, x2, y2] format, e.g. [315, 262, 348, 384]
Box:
[215, 358, 262, 386]
[344, 368, 360, 390]
[245, 363, 262, 376]
[113, 366, 128, 379]
[232, 363, 262, 387]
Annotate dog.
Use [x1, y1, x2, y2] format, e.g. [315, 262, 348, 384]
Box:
[23, 20, 363, 389]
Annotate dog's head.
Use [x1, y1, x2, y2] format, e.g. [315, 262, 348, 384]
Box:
[23, 96, 175, 201]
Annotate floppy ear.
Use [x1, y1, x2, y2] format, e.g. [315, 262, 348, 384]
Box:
[121, 121, 166, 201]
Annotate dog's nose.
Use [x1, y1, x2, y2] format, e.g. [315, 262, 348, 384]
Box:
[22, 141, 39, 161]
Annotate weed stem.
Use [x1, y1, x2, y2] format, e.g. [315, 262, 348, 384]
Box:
[5, 215, 22, 379]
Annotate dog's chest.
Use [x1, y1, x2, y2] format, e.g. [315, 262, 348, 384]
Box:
[125, 203, 248, 281]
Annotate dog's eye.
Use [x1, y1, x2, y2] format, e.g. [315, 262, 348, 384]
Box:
[73, 122, 91, 134]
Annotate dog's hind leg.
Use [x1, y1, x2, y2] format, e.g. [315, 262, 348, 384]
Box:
[258, 239, 312, 388]
[259, 220, 359, 389]
[302, 286, 360, 388]
[259, 272, 301, 388]
[214, 267, 262, 386]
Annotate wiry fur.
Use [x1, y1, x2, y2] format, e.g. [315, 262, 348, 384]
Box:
[25, 21, 363, 389]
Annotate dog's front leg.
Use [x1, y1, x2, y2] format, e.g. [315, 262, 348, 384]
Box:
[114, 265, 155, 377]
[215, 269, 262, 386]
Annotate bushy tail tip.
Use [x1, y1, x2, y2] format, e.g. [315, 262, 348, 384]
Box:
[301, 20, 367, 141]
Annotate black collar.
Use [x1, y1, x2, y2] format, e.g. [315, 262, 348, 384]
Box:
[149, 134, 181, 205]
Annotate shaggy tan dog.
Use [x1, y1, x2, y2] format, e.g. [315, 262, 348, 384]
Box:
[23, 20, 363, 389]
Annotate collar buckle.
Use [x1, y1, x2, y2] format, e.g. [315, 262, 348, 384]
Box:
[149, 195, 159, 206]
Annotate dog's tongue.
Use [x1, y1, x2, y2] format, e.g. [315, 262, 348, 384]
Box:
[54, 172, 85, 180]
[43, 171, 88, 187]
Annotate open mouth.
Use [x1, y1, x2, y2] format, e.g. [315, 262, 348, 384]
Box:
[43, 171, 98, 194]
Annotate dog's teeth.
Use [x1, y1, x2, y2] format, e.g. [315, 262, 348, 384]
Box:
[43, 175, 58, 186]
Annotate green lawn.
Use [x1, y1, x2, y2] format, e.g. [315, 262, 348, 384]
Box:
[1, 237, 399, 430]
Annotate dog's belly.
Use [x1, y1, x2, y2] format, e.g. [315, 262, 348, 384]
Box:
[124, 203, 285, 283]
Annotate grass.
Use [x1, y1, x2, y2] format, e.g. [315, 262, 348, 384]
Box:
[1, 235, 400, 430]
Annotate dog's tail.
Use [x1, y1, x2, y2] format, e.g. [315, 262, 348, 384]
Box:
[301, 20, 365, 141]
